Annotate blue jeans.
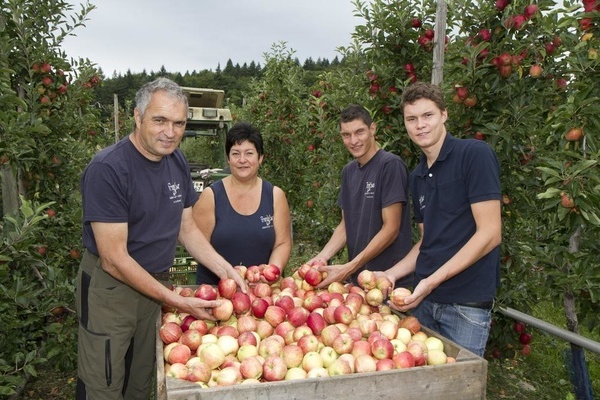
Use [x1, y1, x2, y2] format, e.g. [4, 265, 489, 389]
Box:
[412, 299, 492, 357]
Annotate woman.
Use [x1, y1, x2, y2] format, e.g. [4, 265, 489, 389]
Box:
[193, 121, 292, 285]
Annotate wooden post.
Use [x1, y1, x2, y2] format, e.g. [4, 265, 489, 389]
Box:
[432, 0, 447, 86]
[114, 94, 119, 143]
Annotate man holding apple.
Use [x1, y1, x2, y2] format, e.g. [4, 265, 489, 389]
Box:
[309, 104, 413, 289]
[76, 78, 246, 400]
[381, 82, 501, 357]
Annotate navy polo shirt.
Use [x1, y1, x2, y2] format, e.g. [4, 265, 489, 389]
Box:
[410, 134, 501, 303]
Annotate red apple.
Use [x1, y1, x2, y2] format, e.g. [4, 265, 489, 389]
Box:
[167, 343, 192, 364]
[262, 355, 287, 381]
[371, 338, 394, 360]
[250, 298, 269, 319]
[320, 324, 342, 347]
[282, 344, 304, 368]
[264, 305, 287, 327]
[306, 312, 327, 335]
[262, 264, 281, 282]
[213, 299, 234, 321]
[232, 292, 251, 315]
[333, 304, 354, 325]
[393, 351, 416, 369]
[246, 265, 261, 283]
[180, 328, 202, 351]
[218, 278, 238, 299]
[287, 306, 309, 327]
[390, 287, 412, 307]
[400, 316, 421, 334]
[159, 322, 182, 344]
[194, 284, 217, 300]
[332, 333, 355, 355]
[240, 356, 263, 379]
[298, 334, 320, 354]
[237, 331, 258, 347]
[354, 354, 377, 373]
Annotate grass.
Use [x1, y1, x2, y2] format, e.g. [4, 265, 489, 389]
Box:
[21, 243, 599, 399]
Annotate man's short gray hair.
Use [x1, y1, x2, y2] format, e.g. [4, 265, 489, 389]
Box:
[135, 77, 188, 117]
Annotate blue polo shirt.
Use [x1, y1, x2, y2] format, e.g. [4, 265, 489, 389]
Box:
[410, 134, 501, 303]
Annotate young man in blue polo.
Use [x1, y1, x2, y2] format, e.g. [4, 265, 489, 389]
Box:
[381, 82, 502, 357]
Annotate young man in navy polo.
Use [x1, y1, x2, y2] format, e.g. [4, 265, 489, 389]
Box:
[381, 82, 502, 357]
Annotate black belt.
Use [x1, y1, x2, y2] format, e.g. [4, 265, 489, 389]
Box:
[456, 301, 494, 310]
[150, 271, 171, 281]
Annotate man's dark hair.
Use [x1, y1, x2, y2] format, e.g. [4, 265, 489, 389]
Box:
[225, 121, 264, 157]
[340, 104, 373, 127]
[400, 82, 447, 113]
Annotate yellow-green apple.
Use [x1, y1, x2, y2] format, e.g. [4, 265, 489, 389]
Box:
[285, 366, 308, 380]
[327, 358, 353, 376]
[217, 335, 239, 357]
[425, 336, 444, 352]
[200, 333, 218, 344]
[427, 349, 448, 365]
[379, 320, 398, 340]
[215, 366, 242, 386]
[292, 325, 313, 342]
[166, 362, 188, 379]
[357, 269, 377, 290]
[262, 355, 287, 381]
[390, 287, 412, 307]
[307, 367, 329, 378]
[354, 354, 377, 373]
[411, 331, 428, 343]
[302, 351, 324, 372]
[375, 276, 393, 294]
[328, 281, 345, 294]
[319, 346, 339, 367]
[366, 288, 384, 307]
[162, 312, 182, 326]
[240, 356, 263, 379]
[237, 344, 259, 361]
[390, 338, 407, 354]
[395, 327, 412, 345]
[282, 344, 304, 368]
[233, 265, 247, 279]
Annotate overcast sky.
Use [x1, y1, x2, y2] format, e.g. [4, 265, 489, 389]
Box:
[61, 0, 367, 76]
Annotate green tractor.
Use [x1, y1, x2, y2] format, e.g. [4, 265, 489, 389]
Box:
[180, 87, 232, 193]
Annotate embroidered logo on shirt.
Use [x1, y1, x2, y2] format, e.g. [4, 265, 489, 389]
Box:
[419, 195, 426, 210]
[365, 181, 375, 198]
[168, 182, 182, 203]
[260, 214, 274, 229]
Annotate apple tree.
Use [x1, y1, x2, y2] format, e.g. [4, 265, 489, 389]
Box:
[0, 0, 110, 395]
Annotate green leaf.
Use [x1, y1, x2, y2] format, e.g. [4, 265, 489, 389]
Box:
[537, 188, 562, 199]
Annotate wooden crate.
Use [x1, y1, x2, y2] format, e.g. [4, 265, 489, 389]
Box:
[155, 315, 487, 400]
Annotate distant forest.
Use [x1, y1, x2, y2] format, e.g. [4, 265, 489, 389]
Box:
[94, 56, 342, 118]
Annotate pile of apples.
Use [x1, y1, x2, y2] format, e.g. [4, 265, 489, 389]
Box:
[159, 263, 455, 387]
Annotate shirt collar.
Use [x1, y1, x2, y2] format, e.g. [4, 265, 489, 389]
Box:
[414, 133, 457, 177]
